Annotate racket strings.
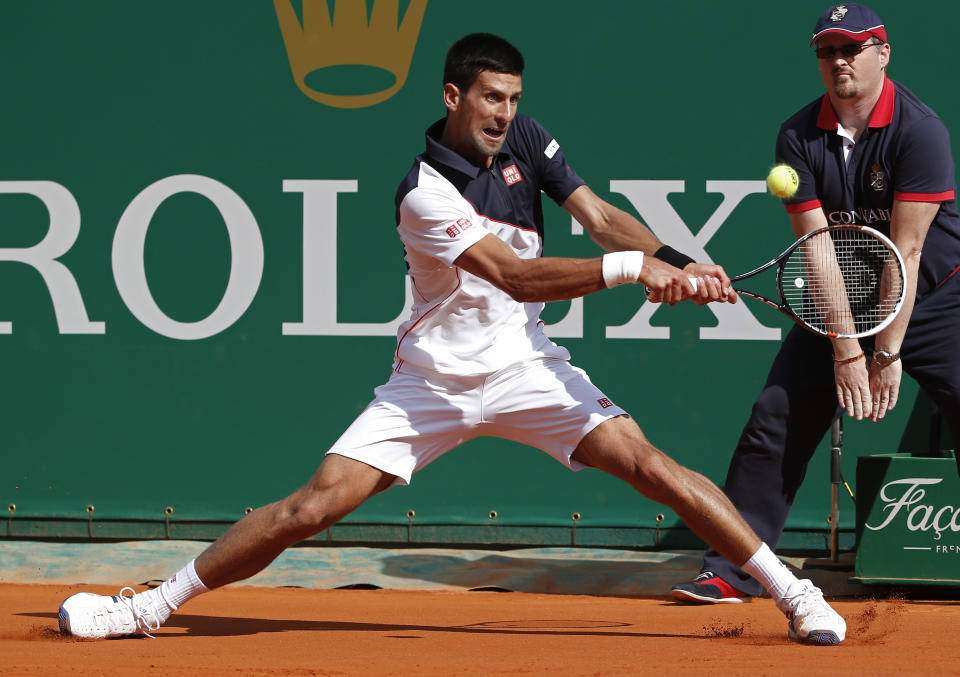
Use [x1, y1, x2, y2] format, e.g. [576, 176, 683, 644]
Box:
[782, 229, 904, 335]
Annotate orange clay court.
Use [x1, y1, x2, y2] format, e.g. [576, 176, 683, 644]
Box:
[2, 583, 959, 676]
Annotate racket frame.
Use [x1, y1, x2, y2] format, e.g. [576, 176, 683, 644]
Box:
[730, 224, 907, 339]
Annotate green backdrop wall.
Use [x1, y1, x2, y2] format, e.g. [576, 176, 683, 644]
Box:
[2, 1, 954, 549]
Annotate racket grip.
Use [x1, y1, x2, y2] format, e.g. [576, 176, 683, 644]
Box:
[644, 277, 698, 299]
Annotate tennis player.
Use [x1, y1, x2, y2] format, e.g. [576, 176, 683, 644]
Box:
[59, 33, 846, 645]
[672, 3, 960, 605]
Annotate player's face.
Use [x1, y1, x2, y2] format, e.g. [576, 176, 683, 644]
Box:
[816, 34, 889, 100]
[442, 70, 522, 167]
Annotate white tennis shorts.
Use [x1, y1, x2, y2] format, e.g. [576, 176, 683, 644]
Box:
[328, 357, 627, 485]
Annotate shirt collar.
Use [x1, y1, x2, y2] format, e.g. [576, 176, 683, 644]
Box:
[816, 76, 896, 130]
[423, 119, 486, 178]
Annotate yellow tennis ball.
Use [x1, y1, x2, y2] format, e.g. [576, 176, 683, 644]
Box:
[767, 164, 799, 198]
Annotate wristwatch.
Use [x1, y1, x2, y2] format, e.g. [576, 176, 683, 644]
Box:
[872, 349, 901, 368]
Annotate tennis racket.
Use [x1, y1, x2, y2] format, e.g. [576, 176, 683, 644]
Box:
[648, 225, 907, 339]
[726, 224, 905, 338]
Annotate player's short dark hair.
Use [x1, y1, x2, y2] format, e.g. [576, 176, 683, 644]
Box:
[443, 33, 524, 93]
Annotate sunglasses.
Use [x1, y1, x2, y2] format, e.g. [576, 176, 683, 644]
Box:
[814, 41, 882, 60]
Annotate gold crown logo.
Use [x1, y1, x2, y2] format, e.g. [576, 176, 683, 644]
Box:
[274, 0, 428, 109]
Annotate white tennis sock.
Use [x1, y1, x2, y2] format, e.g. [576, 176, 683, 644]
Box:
[135, 559, 209, 623]
[740, 543, 797, 603]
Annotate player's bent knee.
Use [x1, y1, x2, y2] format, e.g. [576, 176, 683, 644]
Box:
[629, 450, 682, 496]
[589, 445, 680, 500]
[575, 415, 653, 468]
[276, 486, 360, 540]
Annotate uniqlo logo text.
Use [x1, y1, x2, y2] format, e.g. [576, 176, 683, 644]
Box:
[598, 398, 613, 409]
[502, 165, 522, 186]
[446, 218, 473, 238]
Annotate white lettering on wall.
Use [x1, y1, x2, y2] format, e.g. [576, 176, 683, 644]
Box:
[605, 180, 781, 341]
[112, 175, 264, 340]
[542, 213, 586, 338]
[0, 181, 104, 334]
[280, 180, 412, 336]
[1, 176, 783, 341]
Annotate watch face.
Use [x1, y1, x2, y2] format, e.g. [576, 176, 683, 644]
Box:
[873, 351, 898, 367]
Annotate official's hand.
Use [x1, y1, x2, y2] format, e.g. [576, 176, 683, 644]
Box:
[868, 359, 902, 422]
[835, 359, 872, 420]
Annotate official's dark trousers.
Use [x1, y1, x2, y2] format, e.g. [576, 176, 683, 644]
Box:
[703, 272, 960, 597]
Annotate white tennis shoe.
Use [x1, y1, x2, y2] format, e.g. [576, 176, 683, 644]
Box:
[777, 579, 846, 645]
[59, 587, 162, 639]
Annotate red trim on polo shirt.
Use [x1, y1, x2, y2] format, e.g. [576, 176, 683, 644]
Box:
[869, 77, 895, 127]
[937, 264, 960, 288]
[817, 77, 895, 130]
[816, 94, 838, 130]
[785, 199, 821, 213]
[394, 268, 463, 364]
[894, 190, 956, 202]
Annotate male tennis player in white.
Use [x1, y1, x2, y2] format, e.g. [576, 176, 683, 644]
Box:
[59, 33, 847, 645]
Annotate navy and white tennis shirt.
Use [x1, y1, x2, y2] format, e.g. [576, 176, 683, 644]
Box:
[777, 77, 960, 298]
[392, 114, 585, 377]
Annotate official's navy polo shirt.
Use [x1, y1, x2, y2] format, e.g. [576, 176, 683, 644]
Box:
[395, 114, 585, 239]
[776, 77, 960, 298]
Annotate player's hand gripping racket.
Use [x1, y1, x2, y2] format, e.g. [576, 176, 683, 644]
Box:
[726, 224, 906, 338]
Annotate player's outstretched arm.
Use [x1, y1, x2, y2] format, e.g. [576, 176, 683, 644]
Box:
[562, 185, 735, 304]
[454, 233, 696, 304]
[455, 233, 605, 302]
[561, 185, 662, 253]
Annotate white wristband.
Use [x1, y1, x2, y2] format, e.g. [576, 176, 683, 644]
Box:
[602, 251, 644, 288]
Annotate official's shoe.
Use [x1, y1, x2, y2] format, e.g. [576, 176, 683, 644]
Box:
[777, 579, 846, 645]
[670, 571, 750, 604]
[59, 587, 162, 639]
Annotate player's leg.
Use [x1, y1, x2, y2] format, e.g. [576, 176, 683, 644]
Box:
[194, 454, 395, 589]
[485, 358, 762, 565]
[572, 416, 762, 571]
[680, 326, 839, 601]
[484, 357, 844, 645]
[572, 415, 846, 645]
[58, 454, 394, 639]
[59, 368, 481, 639]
